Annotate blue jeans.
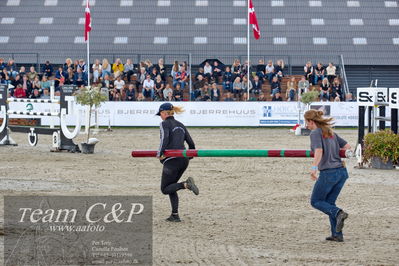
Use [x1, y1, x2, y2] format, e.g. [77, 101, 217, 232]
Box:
[310, 167, 349, 237]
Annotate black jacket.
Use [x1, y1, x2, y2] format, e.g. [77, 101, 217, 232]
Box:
[157, 116, 195, 159]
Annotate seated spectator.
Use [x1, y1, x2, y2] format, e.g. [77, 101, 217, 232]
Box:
[30, 88, 41, 99]
[0, 68, 9, 81]
[265, 60, 275, 82]
[126, 84, 136, 101]
[114, 75, 125, 94]
[63, 58, 74, 72]
[137, 67, 147, 86]
[222, 66, 233, 92]
[102, 59, 111, 78]
[304, 61, 314, 84]
[232, 76, 243, 99]
[172, 66, 187, 89]
[345, 92, 355, 102]
[241, 75, 252, 94]
[257, 92, 267, 101]
[231, 59, 241, 81]
[73, 59, 80, 71]
[270, 76, 281, 96]
[54, 67, 67, 89]
[173, 83, 184, 101]
[154, 74, 164, 96]
[73, 68, 87, 87]
[212, 61, 223, 83]
[149, 67, 159, 80]
[144, 59, 154, 74]
[41, 75, 51, 91]
[31, 76, 42, 93]
[14, 84, 26, 98]
[102, 74, 114, 91]
[6, 59, 18, 78]
[112, 58, 124, 78]
[210, 83, 221, 101]
[319, 78, 330, 101]
[334, 95, 341, 102]
[165, 90, 176, 101]
[224, 92, 235, 101]
[92, 59, 102, 83]
[21, 75, 32, 96]
[286, 76, 297, 101]
[326, 62, 336, 84]
[240, 60, 250, 78]
[272, 92, 283, 101]
[110, 88, 122, 101]
[163, 83, 173, 100]
[136, 92, 145, 101]
[41, 88, 50, 99]
[314, 62, 325, 85]
[331, 77, 343, 101]
[11, 74, 21, 88]
[155, 58, 167, 81]
[0, 58, 6, 71]
[142, 75, 154, 99]
[77, 59, 87, 73]
[0, 72, 8, 85]
[124, 58, 135, 82]
[18, 66, 26, 77]
[195, 67, 205, 81]
[27, 66, 38, 81]
[298, 75, 310, 97]
[203, 61, 213, 81]
[171, 61, 179, 80]
[274, 59, 284, 81]
[256, 59, 266, 81]
[65, 67, 75, 85]
[41, 61, 53, 77]
[251, 75, 262, 95]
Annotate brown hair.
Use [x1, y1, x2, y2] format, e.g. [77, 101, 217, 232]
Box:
[304, 109, 334, 138]
[164, 106, 184, 116]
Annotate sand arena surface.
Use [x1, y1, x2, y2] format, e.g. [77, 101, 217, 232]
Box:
[0, 128, 398, 265]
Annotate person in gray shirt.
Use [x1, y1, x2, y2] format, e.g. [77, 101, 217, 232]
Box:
[304, 109, 352, 242]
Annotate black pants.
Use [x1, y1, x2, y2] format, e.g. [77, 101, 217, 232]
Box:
[160, 158, 189, 214]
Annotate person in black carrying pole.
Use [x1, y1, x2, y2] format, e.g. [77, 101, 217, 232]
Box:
[156, 103, 199, 222]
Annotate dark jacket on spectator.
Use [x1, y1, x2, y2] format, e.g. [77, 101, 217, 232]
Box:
[41, 64, 53, 77]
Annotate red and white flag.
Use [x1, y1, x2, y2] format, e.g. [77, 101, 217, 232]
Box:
[84, 0, 91, 41]
[249, 0, 260, 40]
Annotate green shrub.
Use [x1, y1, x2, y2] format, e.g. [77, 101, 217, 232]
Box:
[363, 129, 399, 164]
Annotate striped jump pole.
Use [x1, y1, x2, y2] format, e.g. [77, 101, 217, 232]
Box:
[7, 111, 60, 116]
[132, 149, 350, 158]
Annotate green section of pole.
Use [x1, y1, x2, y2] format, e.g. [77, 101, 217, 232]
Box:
[306, 150, 311, 157]
[197, 150, 269, 157]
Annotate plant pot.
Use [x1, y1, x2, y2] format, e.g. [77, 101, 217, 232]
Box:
[371, 157, 394, 170]
[81, 143, 96, 154]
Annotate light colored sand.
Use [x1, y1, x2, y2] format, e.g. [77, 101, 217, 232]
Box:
[1, 128, 398, 265]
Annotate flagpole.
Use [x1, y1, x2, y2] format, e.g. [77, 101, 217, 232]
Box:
[87, 32, 90, 88]
[247, 0, 250, 100]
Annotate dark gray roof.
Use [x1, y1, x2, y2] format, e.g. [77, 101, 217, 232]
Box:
[0, 0, 398, 65]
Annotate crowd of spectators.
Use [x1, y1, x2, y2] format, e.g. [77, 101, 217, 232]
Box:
[0, 57, 351, 102]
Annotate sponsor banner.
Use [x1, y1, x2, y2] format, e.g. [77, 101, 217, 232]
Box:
[4, 196, 152, 265]
[9, 101, 360, 127]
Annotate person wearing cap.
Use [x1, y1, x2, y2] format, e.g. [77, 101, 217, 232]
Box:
[156, 103, 199, 222]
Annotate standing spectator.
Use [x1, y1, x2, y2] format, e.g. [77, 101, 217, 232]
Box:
[272, 92, 283, 101]
[73, 68, 87, 87]
[124, 58, 135, 82]
[298, 75, 310, 97]
[41, 61, 53, 77]
[286, 76, 297, 101]
[241, 75, 253, 95]
[203, 61, 213, 81]
[126, 84, 136, 101]
[173, 83, 184, 101]
[154, 75, 165, 100]
[14, 84, 26, 98]
[331, 78, 343, 101]
[232, 76, 243, 99]
[265, 60, 275, 82]
[314, 62, 325, 85]
[256, 59, 266, 81]
[63, 58, 74, 72]
[275, 59, 285, 81]
[210, 83, 221, 101]
[155, 58, 167, 81]
[114, 75, 125, 94]
[142, 75, 155, 99]
[326, 62, 336, 84]
[92, 59, 102, 83]
[222, 66, 233, 92]
[212, 61, 223, 83]
[320, 78, 330, 101]
[304, 61, 314, 84]
[251, 75, 262, 95]
[27, 66, 38, 81]
[163, 83, 173, 100]
[112, 58, 124, 78]
[231, 59, 241, 81]
[270, 76, 281, 96]
[102, 59, 111, 78]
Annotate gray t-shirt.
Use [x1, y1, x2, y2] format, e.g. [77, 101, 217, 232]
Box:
[310, 128, 347, 170]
